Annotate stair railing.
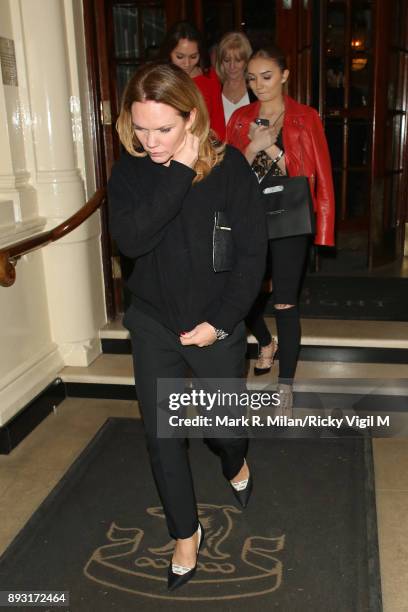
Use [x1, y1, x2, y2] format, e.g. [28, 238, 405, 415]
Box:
[0, 188, 106, 287]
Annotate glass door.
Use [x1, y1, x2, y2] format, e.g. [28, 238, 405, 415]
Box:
[109, 2, 166, 115]
[322, 0, 374, 269]
[320, 0, 407, 270]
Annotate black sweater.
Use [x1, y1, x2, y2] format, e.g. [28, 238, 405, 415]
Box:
[108, 145, 267, 335]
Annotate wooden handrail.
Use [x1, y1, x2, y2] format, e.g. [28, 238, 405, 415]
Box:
[0, 188, 106, 287]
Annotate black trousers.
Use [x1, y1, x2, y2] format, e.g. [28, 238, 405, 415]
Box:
[124, 306, 248, 540]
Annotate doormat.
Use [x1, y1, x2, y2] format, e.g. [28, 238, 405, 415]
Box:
[0, 418, 382, 611]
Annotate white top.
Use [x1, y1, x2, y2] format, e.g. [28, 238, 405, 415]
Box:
[222, 91, 250, 124]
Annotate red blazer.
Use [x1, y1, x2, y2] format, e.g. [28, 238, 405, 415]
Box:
[194, 68, 226, 141]
[226, 95, 335, 246]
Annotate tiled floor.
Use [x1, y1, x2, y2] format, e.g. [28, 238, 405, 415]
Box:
[372, 438, 408, 611]
[0, 398, 139, 556]
[0, 396, 407, 611]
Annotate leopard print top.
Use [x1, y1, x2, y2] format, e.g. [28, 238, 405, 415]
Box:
[251, 129, 284, 182]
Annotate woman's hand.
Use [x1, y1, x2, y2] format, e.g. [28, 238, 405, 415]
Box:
[173, 131, 200, 168]
[248, 122, 278, 154]
[179, 322, 217, 347]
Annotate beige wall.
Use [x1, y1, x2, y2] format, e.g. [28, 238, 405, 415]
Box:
[0, 0, 106, 426]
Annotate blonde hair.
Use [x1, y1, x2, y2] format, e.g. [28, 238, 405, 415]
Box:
[116, 62, 225, 183]
[215, 32, 252, 83]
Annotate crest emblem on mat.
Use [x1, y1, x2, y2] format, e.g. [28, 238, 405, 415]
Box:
[84, 503, 284, 601]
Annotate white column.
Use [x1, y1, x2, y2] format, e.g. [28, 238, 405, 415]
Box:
[0, 80, 16, 230]
[0, 0, 38, 234]
[20, 0, 106, 365]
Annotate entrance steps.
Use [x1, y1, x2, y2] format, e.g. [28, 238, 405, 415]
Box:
[59, 318, 408, 398]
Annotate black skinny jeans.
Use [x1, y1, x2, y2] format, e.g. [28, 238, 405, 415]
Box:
[124, 306, 248, 540]
[246, 235, 310, 381]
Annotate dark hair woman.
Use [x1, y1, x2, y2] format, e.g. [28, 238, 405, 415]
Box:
[109, 62, 267, 591]
[226, 45, 335, 415]
[160, 21, 226, 139]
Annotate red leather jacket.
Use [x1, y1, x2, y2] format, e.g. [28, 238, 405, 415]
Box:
[226, 95, 335, 246]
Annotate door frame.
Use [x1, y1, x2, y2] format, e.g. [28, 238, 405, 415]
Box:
[83, 0, 117, 319]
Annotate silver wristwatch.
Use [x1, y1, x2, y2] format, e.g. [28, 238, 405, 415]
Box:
[214, 328, 229, 341]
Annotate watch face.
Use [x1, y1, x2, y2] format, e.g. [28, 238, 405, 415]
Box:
[216, 329, 229, 340]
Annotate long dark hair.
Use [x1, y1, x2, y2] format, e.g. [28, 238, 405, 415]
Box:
[159, 21, 210, 73]
[249, 44, 288, 72]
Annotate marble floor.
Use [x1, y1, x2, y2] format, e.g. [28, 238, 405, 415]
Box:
[0, 395, 407, 611]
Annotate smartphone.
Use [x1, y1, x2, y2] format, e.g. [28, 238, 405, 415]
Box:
[255, 117, 270, 127]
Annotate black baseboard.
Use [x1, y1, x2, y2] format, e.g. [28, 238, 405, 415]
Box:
[102, 338, 408, 364]
[0, 380, 137, 455]
[298, 346, 408, 364]
[65, 382, 137, 401]
[101, 338, 132, 354]
[247, 344, 408, 363]
[0, 379, 66, 455]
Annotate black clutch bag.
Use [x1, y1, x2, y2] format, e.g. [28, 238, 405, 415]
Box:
[261, 175, 316, 240]
[212, 211, 234, 272]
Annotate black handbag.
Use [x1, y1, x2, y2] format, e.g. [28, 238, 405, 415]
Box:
[261, 174, 316, 240]
[212, 211, 234, 272]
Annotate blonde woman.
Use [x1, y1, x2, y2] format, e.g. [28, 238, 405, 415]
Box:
[108, 62, 267, 591]
[216, 31, 256, 125]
